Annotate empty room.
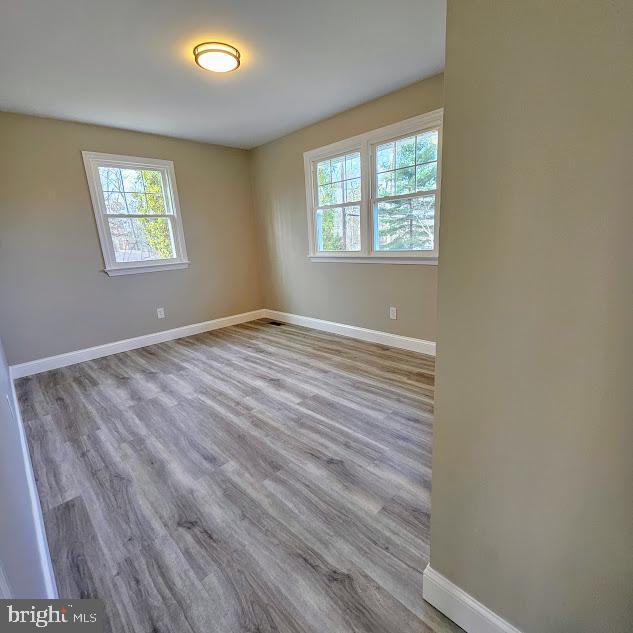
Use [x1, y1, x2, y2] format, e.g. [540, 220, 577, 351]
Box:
[0, 2, 631, 633]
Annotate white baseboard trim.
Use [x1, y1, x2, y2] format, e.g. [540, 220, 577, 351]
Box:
[9, 309, 267, 379]
[264, 310, 436, 356]
[423, 565, 523, 633]
[9, 308, 435, 379]
[9, 379, 58, 598]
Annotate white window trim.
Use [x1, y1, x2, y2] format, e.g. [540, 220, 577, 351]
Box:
[82, 151, 190, 276]
[304, 109, 443, 264]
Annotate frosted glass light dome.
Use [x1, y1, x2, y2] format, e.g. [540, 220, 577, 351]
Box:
[194, 42, 240, 73]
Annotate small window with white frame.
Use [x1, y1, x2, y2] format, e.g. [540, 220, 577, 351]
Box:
[82, 151, 189, 276]
[304, 109, 442, 263]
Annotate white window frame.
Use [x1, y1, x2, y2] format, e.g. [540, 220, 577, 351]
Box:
[82, 151, 190, 276]
[304, 109, 443, 264]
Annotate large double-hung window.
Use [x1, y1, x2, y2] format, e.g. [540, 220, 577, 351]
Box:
[304, 109, 442, 263]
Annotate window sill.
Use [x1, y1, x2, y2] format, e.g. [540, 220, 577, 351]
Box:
[308, 256, 437, 265]
[104, 261, 190, 276]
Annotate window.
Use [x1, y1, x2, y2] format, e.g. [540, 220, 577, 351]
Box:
[304, 109, 442, 263]
[373, 130, 438, 252]
[314, 151, 361, 252]
[82, 152, 189, 275]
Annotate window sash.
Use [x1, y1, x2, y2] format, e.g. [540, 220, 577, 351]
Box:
[369, 127, 440, 259]
[310, 149, 366, 255]
[105, 214, 179, 262]
[311, 154, 363, 206]
[104, 214, 181, 265]
[372, 193, 437, 253]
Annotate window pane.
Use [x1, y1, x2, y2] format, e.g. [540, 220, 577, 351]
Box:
[317, 160, 331, 185]
[108, 217, 176, 262]
[318, 184, 333, 205]
[316, 205, 361, 252]
[345, 177, 361, 203]
[376, 171, 394, 197]
[120, 168, 145, 192]
[375, 195, 435, 251]
[344, 206, 361, 251]
[416, 130, 438, 164]
[103, 191, 127, 214]
[318, 182, 343, 206]
[146, 193, 167, 214]
[416, 162, 437, 191]
[345, 153, 360, 179]
[125, 192, 148, 214]
[99, 167, 169, 214]
[316, 207, 343, 251]
[315, 151, 361, 209]
[395, 136, 416, 168]
[142, 169, 164, 195]
[99, 167, 123, 192]
[331, 156, 344, 182]
[395, 167, 416, 195]
[376, 143, 395, 172]
[375, 129, 439, 199]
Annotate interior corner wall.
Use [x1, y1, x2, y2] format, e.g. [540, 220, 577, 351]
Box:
[430, 2, 633, 632]
[0, 335, 51, 597]
[0, 78, 443, 367]
[250, 74, 444, 342]
[0, 113, 264, 365]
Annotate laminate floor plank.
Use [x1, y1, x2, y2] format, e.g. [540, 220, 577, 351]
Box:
[44, 497, 130, 633]
[230, 323, 434, 399]
[18, 319, 463, 633]
[215, 326, 434, 419]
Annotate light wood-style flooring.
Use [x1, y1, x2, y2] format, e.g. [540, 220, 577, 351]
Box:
[17, 319, 461, 633]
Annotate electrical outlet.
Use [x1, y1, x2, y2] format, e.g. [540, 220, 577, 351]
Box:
[156, 307, 165, 319]
[389, 306, 397, 320]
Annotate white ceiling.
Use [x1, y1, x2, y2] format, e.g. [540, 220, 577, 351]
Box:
[0, 0, 446, 148]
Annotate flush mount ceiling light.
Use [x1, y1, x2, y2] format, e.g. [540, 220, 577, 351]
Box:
[193, 42, 240, 73]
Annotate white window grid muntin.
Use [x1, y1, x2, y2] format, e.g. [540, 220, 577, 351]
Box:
[83, 152, 189, 273]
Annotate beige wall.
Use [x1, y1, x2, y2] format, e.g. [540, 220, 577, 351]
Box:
[251, 75, 443, 341]
[0, 113, 263, 365]
[1, 78, 442, 366]
[431, 2, 633, 632]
